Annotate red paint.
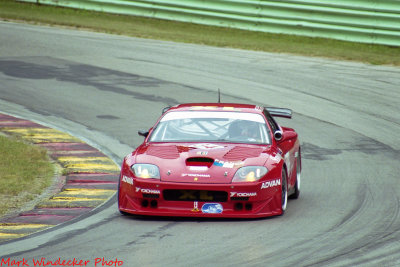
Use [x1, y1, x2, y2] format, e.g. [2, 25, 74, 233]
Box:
[118, 103, 301, 218]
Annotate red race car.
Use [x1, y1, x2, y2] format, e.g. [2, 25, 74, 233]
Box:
[118, 103, 301, 218]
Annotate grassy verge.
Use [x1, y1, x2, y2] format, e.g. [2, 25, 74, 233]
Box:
[0, 0, 399, 66]
[0, 135, 54, 217]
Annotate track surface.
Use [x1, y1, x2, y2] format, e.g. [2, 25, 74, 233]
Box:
[1, 21, 400, 266]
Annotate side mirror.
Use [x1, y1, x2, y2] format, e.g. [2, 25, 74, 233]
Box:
[138, 130, 149, 138]
[275, 131, 297, 142]
[274, 130, 283, 141]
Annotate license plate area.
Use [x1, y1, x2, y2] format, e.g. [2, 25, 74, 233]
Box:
[163, 189, 228, 202]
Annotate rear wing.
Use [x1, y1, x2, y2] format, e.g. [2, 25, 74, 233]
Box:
[265, 107, 292, 119]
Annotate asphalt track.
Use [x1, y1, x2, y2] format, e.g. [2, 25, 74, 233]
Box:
[1, 21, 400, 267]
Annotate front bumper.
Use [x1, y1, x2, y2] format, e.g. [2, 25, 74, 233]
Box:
[118, 178, 283, 218]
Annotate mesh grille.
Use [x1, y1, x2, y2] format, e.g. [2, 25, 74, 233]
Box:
[163, 190, 228, 202]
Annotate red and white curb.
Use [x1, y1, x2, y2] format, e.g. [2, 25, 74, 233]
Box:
[0, 114, 119, 242]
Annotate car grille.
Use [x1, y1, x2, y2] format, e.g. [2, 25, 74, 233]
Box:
[142, 193, 159, 199]
[163, 189, 228, 202]
[230, 197, 250, 201]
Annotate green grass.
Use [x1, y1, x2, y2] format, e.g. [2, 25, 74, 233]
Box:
[0, 0, 399, 66]
[0, 135, 54, 217]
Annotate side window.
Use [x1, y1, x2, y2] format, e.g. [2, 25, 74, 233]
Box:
[263, 109, 279, 133]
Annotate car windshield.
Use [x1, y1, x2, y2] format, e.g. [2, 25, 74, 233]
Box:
[149, 111, 271, 144]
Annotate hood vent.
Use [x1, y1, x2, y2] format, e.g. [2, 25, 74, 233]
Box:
[146, 145, 179, 159]
[186, 157, 214, 167]
[223, 146, 263, 161]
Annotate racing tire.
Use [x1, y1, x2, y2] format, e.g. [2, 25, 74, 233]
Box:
[119, 209, 129, 216]
[290, 158, 301, 199]
[281, 168, 288, 214]
[117, 175, 129, 216]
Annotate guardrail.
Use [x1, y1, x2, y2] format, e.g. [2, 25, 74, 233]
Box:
[19, 0, 400, 46]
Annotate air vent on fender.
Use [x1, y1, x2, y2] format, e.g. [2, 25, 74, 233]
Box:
[223, 146, 263, 161]
[186, 157, 214, 167]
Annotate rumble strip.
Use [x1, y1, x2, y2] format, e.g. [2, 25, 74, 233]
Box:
[0, 114, 119, 243]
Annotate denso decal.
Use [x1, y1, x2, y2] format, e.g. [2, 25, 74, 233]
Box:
[261, 179, 281, 189]
[230, 192, 257, 197]
[201, 203, 223, 214]
[122, 175, 133, 185]
[135, 187, 160, 194]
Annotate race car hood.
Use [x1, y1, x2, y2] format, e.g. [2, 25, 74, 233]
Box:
[134, 142, 272, 184]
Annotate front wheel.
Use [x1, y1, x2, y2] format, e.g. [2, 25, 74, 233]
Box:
[117, 174, 129, 216]
[281, 168, 288, 214]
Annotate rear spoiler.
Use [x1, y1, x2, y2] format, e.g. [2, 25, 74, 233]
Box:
[265, 107, 292, 119]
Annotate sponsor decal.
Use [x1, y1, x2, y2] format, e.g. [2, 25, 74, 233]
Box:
[201, 203, 223, 214]
[261, 179, 281, 189]
[222, 107, 241, 111]
[213, 159, 243, 168]
[122, 175, 133, 185]
[135, 187, 160, 194]
[189, 166, 208, 171]
[192, 201, 200, 212]
[230, 192, 257, 197]
[190, 106, 241, 112]
[182, 173, 211, 178]
[190, 106, 218, 110]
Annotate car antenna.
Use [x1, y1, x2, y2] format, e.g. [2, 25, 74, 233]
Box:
[218, 88, 221, 103]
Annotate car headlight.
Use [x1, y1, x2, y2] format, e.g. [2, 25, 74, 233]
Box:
[232, 166, 268, 182]
[131, 164, 160, 179]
